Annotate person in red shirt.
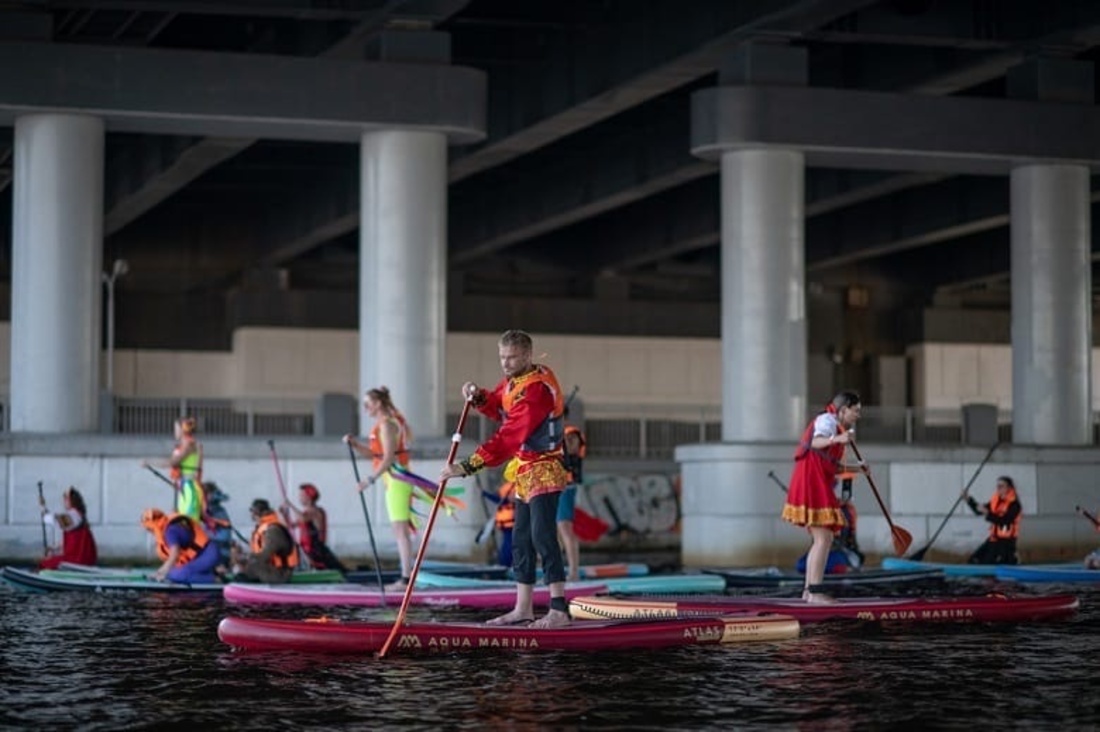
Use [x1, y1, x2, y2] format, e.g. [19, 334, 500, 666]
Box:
[38, 487, 98, 570]
[440, 330, 571, 628]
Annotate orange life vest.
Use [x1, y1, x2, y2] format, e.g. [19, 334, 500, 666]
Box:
[250, 513, 299, 569]
[501, 364, 565, 453]
[496, 482, 515, 530]
[368, 415, 411, 470]
[987, 488, 1021, 540]
[154, 514, 210, 566]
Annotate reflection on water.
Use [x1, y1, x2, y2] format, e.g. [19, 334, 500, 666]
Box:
[0, 579, 1097, 730]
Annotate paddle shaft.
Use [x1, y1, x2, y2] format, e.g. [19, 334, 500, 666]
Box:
[267, 439, 314, 569]
[910, 441, 1000, 560]
[1076, 505, 1100, 529]
[379, 399, 472, 659]
[847, 439, 912, 555]
[37, 481, 48, 554]
[266, 440, 292, 507]
[346, 441, 387, 596]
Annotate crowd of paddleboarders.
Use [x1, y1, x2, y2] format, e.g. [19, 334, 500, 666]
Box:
[33, 332, 591, 612]
[31, 329, 1100, 615]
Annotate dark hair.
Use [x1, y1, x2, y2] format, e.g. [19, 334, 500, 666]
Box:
[996, 476, 1015, 489]
[65, 487, 87, 518]
[250, 498, 273, 515]
[499, 329, 533, 351]
[831, 391, 861, 410]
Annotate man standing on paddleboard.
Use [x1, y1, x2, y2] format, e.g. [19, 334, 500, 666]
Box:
[440, 329, 572, 628]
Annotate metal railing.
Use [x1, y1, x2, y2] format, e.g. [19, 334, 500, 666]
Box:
[1, 395, 1098, 457]
[112, 397, 315, 436]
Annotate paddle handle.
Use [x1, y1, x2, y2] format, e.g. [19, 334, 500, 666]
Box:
[37, 481, 48, 554]
[379, 399, 472, 659]
[267, 440, 291, 506]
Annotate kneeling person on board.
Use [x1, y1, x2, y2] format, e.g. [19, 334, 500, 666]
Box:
[231, 499, 298, 584]
[966, 476, 1021, 565]
[39, 487, 98, 570]
[141, 508, 222, 584]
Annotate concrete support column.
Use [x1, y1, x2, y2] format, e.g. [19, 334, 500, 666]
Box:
[1010, 164, 1092, 445]
[359, 129, 448, 438]
[720, 149, 807, 441]
[10, 114, 104, 432]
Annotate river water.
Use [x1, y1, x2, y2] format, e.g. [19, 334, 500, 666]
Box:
[0, 576, 1096, 731]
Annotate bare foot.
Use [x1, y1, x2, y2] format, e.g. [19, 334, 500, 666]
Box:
[529, 609, 571, 629]
[804, 592, 838, 605]
[384, 578, 409, 592]
[485, 609, 534, 626]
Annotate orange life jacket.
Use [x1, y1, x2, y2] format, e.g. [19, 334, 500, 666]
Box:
[496, 482, 515, 530]
[251, 513, 299, 569]
[154, 514, 209, 566]
[987, 488, 1021, 541]
[368, 415, 411, 470]
[501, 364, 565, 453]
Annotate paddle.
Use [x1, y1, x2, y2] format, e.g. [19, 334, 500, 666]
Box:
[908, 442, 1001, 561]
[766, 470, 862, 568]
[378, 398, 472, 659]
[1076, 505, 1100, 530]
[846, 437, 912, 557]
[144, 465, 248, 543]
[346, 440, 387, 598]
[36, 481, 48, 556]
[266, 439, 310, 568]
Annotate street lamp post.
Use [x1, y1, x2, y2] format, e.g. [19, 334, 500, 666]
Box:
[102, 258, 129, 394]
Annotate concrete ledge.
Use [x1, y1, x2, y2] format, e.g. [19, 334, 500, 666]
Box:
[678, 441, 1100, 566]
[0, 42, 486, 144]
[692, 85, 1100, 174]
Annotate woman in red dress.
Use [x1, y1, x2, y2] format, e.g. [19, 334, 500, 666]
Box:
[38, 487, 98, 570]
[781, 391, 862, 603]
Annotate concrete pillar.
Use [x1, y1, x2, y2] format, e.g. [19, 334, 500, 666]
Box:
[10, 114, 104, 432]
[720, 148, 807, 441]
[1010, 164, 1092, 445]
[359, 130, 448, 438]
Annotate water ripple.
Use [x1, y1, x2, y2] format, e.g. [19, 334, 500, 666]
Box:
[1, 579, 1096, 730]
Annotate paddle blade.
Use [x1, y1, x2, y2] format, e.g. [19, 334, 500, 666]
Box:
[891, 525, 913, 557]
[572, 508, 610, 543]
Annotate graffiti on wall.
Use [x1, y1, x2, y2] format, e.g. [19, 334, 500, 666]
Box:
[579, 473, 681, 536]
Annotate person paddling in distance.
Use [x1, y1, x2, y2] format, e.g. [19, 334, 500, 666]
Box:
[142, 416, 205, 523]
[280, 482, 346, 572]
[230, 499, 299, 584]
[38, 487, 98, 570]
[558, 424, 586, 581]
[781, 390, 864, 604]
[140, 508, 222, 584]
[440, 329, 572, 628]
[965, 476, 1022, 565]
[345, 386, 417, 590]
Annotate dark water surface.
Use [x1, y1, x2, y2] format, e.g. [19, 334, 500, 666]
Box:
[1, 578, 1097, 731]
